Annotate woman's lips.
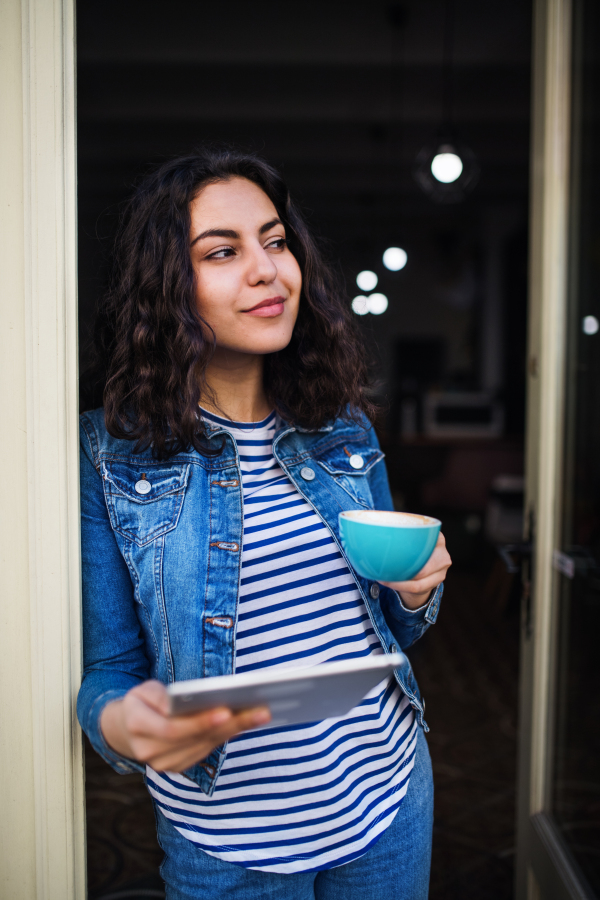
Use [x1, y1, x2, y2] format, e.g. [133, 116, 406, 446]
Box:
[243, 296, 286, 317]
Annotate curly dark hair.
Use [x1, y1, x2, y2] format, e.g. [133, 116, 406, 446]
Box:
[86, 146, 376, 459]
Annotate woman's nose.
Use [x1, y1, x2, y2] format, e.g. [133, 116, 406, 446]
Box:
[247, 244, 277, 285]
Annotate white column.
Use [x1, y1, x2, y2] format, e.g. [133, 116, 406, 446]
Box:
[0, 0, 85, 897]
[516, 0, 572, 897]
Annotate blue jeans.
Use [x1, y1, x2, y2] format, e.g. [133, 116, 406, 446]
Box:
[153, 725, 433, 900]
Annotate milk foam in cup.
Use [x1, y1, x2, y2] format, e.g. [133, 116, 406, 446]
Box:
[338, 510, 441, 582]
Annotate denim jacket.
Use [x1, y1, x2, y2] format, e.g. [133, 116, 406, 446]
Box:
[78, 408, 443, 797]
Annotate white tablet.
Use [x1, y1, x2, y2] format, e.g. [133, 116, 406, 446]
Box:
[167, 653, 405, 729]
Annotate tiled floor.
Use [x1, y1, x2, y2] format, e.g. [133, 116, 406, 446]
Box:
[85, 564, 520, 899]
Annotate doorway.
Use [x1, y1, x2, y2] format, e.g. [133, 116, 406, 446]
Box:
[515, 0, 600, 897]
[77, 3, 532, 897]
[550, 0, 600, 883]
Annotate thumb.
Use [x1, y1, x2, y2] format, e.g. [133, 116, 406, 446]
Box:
[131, 679, 171, 717]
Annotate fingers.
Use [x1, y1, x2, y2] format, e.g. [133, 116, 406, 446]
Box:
[145, 706, 271, 774]
[163, 705, 270, 750]
[412, 533, 451, 581]
[380, 531, 452, 602]
[383, 564, 449, 596]
[121, 687, 271, 773]
[387, 571, 443, 596]
[125, 683, 258, 745]
[414, 534, 450, 577]
[102, 679, 273, 774]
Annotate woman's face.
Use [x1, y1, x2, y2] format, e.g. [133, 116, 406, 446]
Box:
[189, 177, 302, 358]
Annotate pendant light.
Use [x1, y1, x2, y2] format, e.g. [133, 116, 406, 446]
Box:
[414, 0, 479, 203]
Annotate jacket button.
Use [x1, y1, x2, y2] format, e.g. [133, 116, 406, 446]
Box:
[349, 454, 364, 469]
[370, 583, 380, 599]
[300, 466, 315, 481]
[135, 480, 151, 494]
[390, 643, 397, 653]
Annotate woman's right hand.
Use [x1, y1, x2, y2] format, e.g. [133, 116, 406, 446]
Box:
[100, 679, 271, 773]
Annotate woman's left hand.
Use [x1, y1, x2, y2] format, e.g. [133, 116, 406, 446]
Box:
[380, 531, 452, 610]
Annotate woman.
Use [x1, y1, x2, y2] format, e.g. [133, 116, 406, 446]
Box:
[79, 147, 451, 899]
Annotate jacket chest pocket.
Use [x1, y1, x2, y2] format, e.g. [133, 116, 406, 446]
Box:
[102, 462, 191, 546]
[316, 444, 384, 509]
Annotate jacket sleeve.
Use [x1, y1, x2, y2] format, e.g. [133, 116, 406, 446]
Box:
[366, 422, 444, 649]
[77, 419, 148, 774]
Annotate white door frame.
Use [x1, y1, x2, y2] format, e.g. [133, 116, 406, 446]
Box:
[0, 0, 85, 897]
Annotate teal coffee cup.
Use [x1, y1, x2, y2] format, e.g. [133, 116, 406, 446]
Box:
[339, 510, 441, 582]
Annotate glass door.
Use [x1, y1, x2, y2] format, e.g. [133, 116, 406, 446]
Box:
[550, 0, 600, 889]
[516, 0, 599, 897]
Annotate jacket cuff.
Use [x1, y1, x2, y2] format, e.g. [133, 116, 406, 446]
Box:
[395, 582, 444, 623]
[84, 688, 145, 776]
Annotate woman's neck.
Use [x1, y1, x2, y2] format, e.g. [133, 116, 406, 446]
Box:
[200, 349, 271, 424]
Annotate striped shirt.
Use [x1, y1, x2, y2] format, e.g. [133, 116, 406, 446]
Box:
[147, 409, 416, 873]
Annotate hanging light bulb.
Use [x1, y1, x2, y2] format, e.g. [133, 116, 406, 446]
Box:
[383, 247, 407, 271]
[414, 141, 478, 203]
[352, 295, 369, 315]
[413, 0, 479, 203]
[431, 145, 463, 183]
[367, 293, 389, 315]
[351, 293, 389, 316]
[356, 270, 378, 291]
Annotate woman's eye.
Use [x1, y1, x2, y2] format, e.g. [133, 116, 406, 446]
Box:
[206, 247, 236, 260]
[266, 238, 288, 251]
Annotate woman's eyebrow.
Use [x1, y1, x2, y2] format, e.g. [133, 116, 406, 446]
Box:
[259, 217, 284, 234]
[190, 218, 284, 248]
[190, 227, 239, 247]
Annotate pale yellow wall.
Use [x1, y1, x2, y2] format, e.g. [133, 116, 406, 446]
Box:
[0, 1, 37, 892]
[0, 0, 85, 897]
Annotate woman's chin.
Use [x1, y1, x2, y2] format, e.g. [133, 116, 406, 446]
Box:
[245, 337, 294, 356]
[216, 326, 296, 358]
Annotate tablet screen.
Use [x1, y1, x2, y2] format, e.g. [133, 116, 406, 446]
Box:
[167, 653, 404, 728]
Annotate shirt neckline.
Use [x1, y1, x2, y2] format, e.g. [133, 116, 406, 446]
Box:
[200, 407, 277, 431]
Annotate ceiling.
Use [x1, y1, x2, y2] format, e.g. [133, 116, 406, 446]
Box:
[77, 0, 532, 421]
[77, 0, 531, 214]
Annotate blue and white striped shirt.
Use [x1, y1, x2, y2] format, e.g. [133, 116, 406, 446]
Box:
[147, 410, 416, 873]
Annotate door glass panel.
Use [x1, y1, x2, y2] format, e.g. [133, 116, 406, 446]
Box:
[551, 0, 600, 890]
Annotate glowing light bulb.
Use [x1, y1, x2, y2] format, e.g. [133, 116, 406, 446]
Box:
[367, 293, 388, 315]
[356, 270, 378, 291]
[431, 151, 463, 184]
[352, 295, 369, 315]
[583, 315, 599, 335]
[383, 247, 407, 271]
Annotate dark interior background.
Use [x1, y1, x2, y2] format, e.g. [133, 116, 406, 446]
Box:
[77, 3, 532, 897]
